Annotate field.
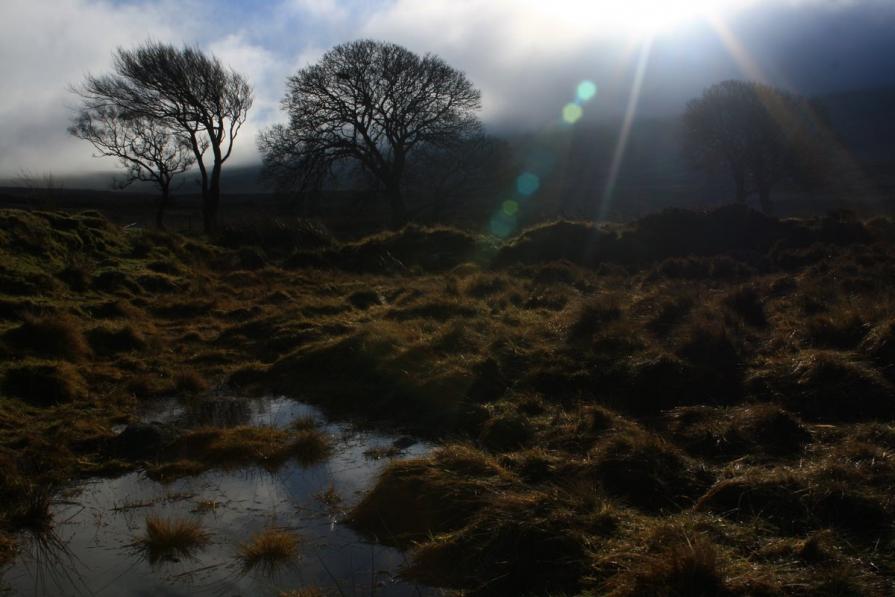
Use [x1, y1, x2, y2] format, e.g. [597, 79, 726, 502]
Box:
[1, 205, 894, 595]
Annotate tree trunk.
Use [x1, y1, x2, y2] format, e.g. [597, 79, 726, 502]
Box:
[155, 187, 170, 230]
[387, 183, 407, 229]
[203, 162, 221, 234]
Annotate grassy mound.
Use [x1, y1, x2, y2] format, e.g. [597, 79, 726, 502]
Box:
[2, 362, 88, 406]
[748, 351, 895, 421]
[147, 425, 331, 480]
[349, 445, 515, 545]
[288, 224, 486, 273]
[589, 432, 712, 511]
[2, 315, 91, 361]
[268, 327, 474, 429]
[405, 491, 590, 596]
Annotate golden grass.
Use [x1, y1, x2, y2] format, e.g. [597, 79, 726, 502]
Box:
[3, 208, 895, 595]
[238, 527, 299, 573]
[137, 515, 209, 563]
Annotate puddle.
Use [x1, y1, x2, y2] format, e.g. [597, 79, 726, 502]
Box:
[2, 397, 436, 596]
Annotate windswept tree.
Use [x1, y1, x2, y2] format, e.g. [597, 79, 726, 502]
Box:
[69, 105, 197, 229]
[75, 42, 253, 232]
[683, 80, 828, 213]
[259, 39, 482, 228]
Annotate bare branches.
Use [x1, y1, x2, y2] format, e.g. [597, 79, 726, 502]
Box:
[73, 41, 253, 232]
[261, 39, 482, 227]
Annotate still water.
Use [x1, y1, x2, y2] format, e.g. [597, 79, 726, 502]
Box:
[2, 397, 436, 596]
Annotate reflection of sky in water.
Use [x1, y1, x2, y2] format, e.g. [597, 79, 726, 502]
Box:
[3, 397, 435, 596]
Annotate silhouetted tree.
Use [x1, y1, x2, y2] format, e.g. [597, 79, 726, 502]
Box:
[683, 80, 827, 213]
[75, 42, 253, 232]
[260, 39, 482, 228]
[69, 105, 197, 228]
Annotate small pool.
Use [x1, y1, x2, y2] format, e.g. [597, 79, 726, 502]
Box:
[2, 397, 436, 596]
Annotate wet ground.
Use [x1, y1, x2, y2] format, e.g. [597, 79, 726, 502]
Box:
[2, 397, 435, 596]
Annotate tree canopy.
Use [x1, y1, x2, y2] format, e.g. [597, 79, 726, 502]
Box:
[683, 80, 829, 213]
[259, 39, 482, 227]
[75, 41, 253, 232]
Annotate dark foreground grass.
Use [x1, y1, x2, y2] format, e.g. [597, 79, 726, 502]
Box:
[1, 207, 895, 593]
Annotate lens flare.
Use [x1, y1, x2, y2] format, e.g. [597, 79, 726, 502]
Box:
[562, 103, 583, 124]
[577, 80, 597, 102]
[502, 200, 519, 216]
[516, 172, 540, 196]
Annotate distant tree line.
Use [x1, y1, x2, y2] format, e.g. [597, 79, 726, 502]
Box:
[70, 40, 835, 232]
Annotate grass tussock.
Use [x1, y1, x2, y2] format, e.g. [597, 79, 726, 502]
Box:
[589, 431, 712, 511]
[148, 425, 331, 479]
[2, 362, 88, 406]
[137, 515, 209, 563]
[349, 445, 514, 545]
[2, 315, 90, 361]
[405, 491, 590, 596]
[2, 207, 895, 595]
[607, 536, 731, 597]
[238, 527, 300, 573]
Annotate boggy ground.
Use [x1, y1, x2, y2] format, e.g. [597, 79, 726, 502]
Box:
[1, 205, 895, 595]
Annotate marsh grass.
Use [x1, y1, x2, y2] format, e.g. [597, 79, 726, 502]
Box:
[238, 527, 299, 573]
[136, 515, 209, 564]
[3, 207, 895, 594]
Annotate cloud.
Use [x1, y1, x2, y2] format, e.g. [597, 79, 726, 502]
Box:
[1, 0, 894, 181]
[0, 0, 199, 178]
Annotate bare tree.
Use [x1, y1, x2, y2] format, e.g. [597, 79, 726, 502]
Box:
[260, 39, 482, 228]
[69, 105, 196, 228]
[683, 80, 827, 213]
[75, 42, 253, 232]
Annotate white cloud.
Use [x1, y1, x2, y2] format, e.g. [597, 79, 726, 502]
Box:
[0, 0, 197, 178]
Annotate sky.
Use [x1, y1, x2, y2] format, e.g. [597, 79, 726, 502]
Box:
[1, 0, 894, 180]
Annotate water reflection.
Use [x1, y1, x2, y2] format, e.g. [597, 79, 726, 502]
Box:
[2, 397, 435, 596]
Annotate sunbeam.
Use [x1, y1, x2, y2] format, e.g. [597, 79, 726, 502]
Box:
[600, 38, 653, 220]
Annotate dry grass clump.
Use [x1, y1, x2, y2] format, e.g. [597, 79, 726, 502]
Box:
[175, 370, 210, 394]
[2, 315, 90, 361]
[87, 324, 147, 356]
[346, 289, 382, 309]
[137, 515, 209, 563]
[607, 535, 731, 597]
[278, 589, 325, 597]
[748, 351, 895, 421]
[463, 273, 509, 298]
[695, 465, 890, 537]
[722, 285, 767, 327]
[860, 317, 895, 379]
[405, 491, 590, 596]
[567, 296, 622, 343]
[238, 527, 300, 573]
[152, 425, 332, 479]
[665, 404, 810, 460]
[289, 429, 332, 466]
[478, 411, 534, 452]
[804, 308, 868, 349]
[589, 431, 712, 511]
[385, 299, 477, 322]
[2, 362, 88, 406]
[646, 294, 695, 336]
[349, 445, 514, 545]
